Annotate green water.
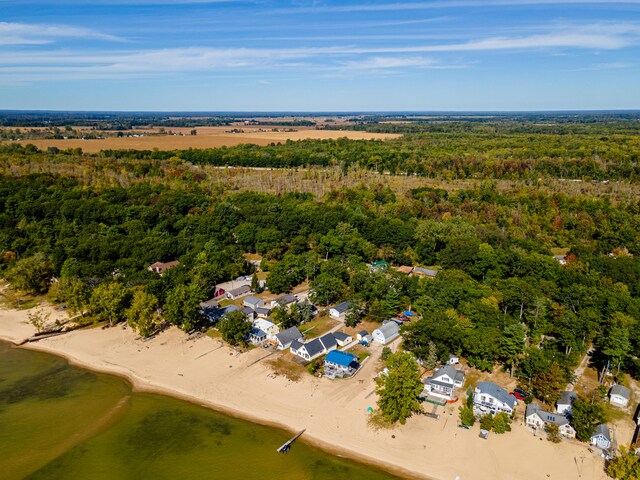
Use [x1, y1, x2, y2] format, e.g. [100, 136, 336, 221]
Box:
[0, 341, 399, 480]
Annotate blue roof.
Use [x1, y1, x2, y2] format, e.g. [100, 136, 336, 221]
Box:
[325, 350, 357, 367]
[403, 310, 414, 317]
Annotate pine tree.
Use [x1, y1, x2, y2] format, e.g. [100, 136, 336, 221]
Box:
[376, 352, 423, 424]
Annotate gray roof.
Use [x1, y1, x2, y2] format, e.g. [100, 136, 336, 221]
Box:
[332, 301, 352, 314]
[333, 332, 351, 342]
[242, 307, 255, 315]
[274, 294, 297, 306]
[358, 330, 368, 336]
[255, 307, 271, 316]
[476, 382, 516, 409]
[228, 285, 251, 296]
[290, 339, 304, 351]
[526, 403, 570, 427]
[432, 365, 465, 383]
[275, 326, 303, 346]
[319, 333, 337, 350]
[558, 390, 578, 406]
[304, 338, 325, 358]
[200, 298, 218, 309]
[593, 424, 611, 441]
[610, 384, 631, 399]
[414, 267, 438, 276]
[250, 328, 266, 338]
[243, 296, 263, 307]
[375, 321, 400, 339]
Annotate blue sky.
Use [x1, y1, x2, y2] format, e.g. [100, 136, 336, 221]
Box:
[1, 0, 640, 111]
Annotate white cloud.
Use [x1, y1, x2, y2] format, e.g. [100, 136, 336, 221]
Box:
[0, 22, 123, 45]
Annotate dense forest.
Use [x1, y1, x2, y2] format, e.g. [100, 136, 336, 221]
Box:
[1, 118, 639, 407]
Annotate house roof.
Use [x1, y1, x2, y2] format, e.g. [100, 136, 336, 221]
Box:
[331, 301, 352, 314]
[593, 424, 611, 441]
[413, 267, 438, 276]
[227, 285, 251, 296]
[558, 390, 578, 405]
[200, 298, 218, 309]
[290, 339, 304, 351]
[149, 260, 180, 270]
[275, 326, 302, 345]
[325, 350, 357, 367]
[610, 384, 631, 399]
[319, 333, 337, 350]
[375, 321, 400, 339]
[476, 382, 516, 409]
[333, 332, 351, 342]
[250, 328, 266, 338]
[432, 365, 465, 383]
[371, 260, 389, 269]
[396, 266, 414, 274]
[304, 338, 325, 358]
[274, 294, 297, 306]
[526, 403, 570, 427]
[243, 296, 263, 306]
[253, 319, 276, 332]
[255, 307, 271, 316]
[358, 330, 368, 336]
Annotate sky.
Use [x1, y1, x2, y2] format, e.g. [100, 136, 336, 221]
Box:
[1, 0, 640, 111]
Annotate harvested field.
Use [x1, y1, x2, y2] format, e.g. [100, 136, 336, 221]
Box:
[13, 126, 400, 153]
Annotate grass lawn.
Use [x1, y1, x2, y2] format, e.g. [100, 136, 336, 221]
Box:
[266, 354, 306, 382]
[299, 314, 339, 337]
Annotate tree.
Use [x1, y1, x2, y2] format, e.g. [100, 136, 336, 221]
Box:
[345, 301, 361, 328]
[571, 395, 607, 442]
[26, 308, 51, 333]
[126, 290, 160, 337]
[163, 282, 206, 331]
[607, 446, 640, 480]
[459, 388, 476, 426]
[546, 423, 562, 443]
[382, 287, 404, 316]
[492, 412, 512, 434]
[367, 299, 387, 323]
[499, 323, 525, 377]
[531, 362, 565, 405]
[310, 272, 346, 306]
[217, 310, 250, 346]
[479, 414, 494, 431]
[89, 282, 129, 327]
[251, 273, 260, 293]
[4, 253, 54, 295]
[376, 352, 423, 424]
[598, 312, 633, 375]
[423, 341, 438, 370]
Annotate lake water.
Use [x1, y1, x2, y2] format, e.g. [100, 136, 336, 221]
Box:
[0, 340, 399, 480]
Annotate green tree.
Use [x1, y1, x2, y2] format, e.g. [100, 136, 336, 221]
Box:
[571, 395, 607, 442]
[251, 273, 260, 293]
[382, 287, 404, 316]
[367, 299, 387, 323]
[26, 308, 51, 333]
[531, 362, 565, 406]
[345, 301, 361, 328]
[163, 282, 206, 331]
[217, 310, 250, 346]
[423, 341, 438, 370]
[607, 446, 640, 480]
[598, 312, 633, 375]
[499, 323, 525, 377]
[126, 289, 160, 337]
[479, 414, 494, 431]
[459, 405, 475, 427]
[4, 252, 54, 295]
[89, 282, 129, 327]
[546, 423, 562, 443]
[492, 412, 511, 434]
[310, 272, 346, 306]
[376, 352, 423, 424]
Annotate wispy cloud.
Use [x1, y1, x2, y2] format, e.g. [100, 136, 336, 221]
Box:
[0, 22, 123, 45]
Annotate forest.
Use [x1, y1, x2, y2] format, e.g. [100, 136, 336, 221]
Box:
[0, 117, 639, 409]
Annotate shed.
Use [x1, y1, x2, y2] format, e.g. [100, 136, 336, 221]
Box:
[330, 301, 352, 319]
[609, 384, 631, 407]
[372, 321, 400, 344]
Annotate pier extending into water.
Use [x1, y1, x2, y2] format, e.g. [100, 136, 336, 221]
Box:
[277, 429, 306, 453]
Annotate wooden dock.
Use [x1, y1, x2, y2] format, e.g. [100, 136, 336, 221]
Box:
[277, 429, 306, 453]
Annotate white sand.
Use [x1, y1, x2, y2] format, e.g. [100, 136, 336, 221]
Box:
[0, 308, 609, 480]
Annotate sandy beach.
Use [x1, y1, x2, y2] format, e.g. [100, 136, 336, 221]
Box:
[0, 306, 610, 480]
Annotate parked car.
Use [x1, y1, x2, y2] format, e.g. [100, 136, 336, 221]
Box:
[510, 391, 525, 401]
[514, 387, 530, 397]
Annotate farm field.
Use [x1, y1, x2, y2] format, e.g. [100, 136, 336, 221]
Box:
[11, 126, 400, 153]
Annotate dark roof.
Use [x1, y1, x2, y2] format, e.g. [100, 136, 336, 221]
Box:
[228, 285, 251, 296]
[558, 390, 577, 405]
[358, 330, 368, 336]
[242, 307, 255, 315]
[290, 339, 304, 351]
[274, 294, 297, 306]
[476, 382, 516, 409]
[432, 365, 465, 383]
[275, 326, 302, 346]
[304, 338, 325, 358]
[250, 328, 266, 338]
[255, 307, 271, 315]
[332, 301, 352, 314]
[593, 424, 611, 441]
[332, 332, 351, 342]
[325, 350, 358, 367]
[319, 333, 337, 350]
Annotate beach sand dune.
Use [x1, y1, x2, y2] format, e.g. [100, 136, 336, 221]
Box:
[0, 308, 609, 480]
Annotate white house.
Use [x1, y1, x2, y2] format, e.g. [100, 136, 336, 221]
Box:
[330, 301, 352, 320]
[253, 318, 279, 340]
[290, 333, 338, 361]
[324, 350, 359, 379]
[243, 296, 264, 310]
[332, 332, 353, 347]
[274, 326, 303, 350]
[356, 330, 368, 341]
[473, 382, 516, 416]
[591, 424, 611, 450]
[226, 285, 252, 300]
[270, 294, 298, 309]
[249, 328, 268, 345]
[372, 321, 400, 345]
[609, 384, 631, 408]
[526, 403, 576, 439]
[448, 354, 460, 365]
[422, 365, 465, 399]
[556, 391, 578, 416]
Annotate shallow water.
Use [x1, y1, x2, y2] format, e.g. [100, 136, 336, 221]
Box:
[0, 341, 399, 480]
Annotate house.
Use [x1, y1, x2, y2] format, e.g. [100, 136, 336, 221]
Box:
[396, 266, 414, 274]
[609, 384, 631, 408]
[590, 424, 612, 450]
[324, 350, 359, 379]
[200, 298, 218, 310]
[249, 328, 267, 345]
[243, 296, 264, 310]
[290, 333, 338, 361]
[204, 304, 241, 323]
[356, 330, 369, 341]
[556, 391, 578, 416]
[372, 321, 400, 345]
[274, 326, 303, 350]
[423, 365, 465, 399]
[330, 301, 352, 320]
[226, 285, 252, 300]
[252, 319, 279, 340]
[473, 382, 516, 415]
[242, 307, 256, 322]
[525, 403, 576, 439]
[270, 294, 298, 309]
[448, 354, 460, 365]
[553, 255, 568, 265]
[370, 260, 389, 272]
[147, 260, 180, 275]
[255, 307, 271, 318]
[332, 332, 353, 347]
[412, 267, 438, 278]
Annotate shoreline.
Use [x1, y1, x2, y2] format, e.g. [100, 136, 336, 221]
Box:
[1, 306, 609, 480]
